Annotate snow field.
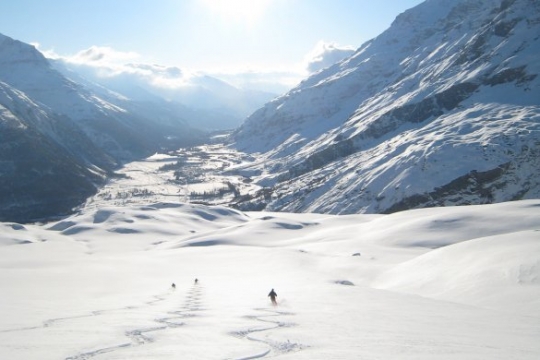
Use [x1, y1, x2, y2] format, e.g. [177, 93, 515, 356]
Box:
[1, 200, 539, 359]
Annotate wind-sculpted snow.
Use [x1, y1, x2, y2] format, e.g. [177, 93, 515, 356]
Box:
[230, 0, 540, 214]
[373, 230, 540, 314]
[1, 200, 540, 358]
[169, 214, 323, 248]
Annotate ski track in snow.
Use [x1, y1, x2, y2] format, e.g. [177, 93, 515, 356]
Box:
[0, 305, 145, 334]
[1, 280, 305, 359]
[0, 284, 205, 360]
[63, 284, 205, 359]
[228, 307, 306, 359]
[0, 291, 180, 335]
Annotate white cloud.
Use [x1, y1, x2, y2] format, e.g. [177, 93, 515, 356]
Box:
[31, 42, 61, 60]
[304, 41, 356, 73]
[68, 46, 140, 66]
[38, 45, 313, 94]
[46, 46, 197, 89]
[34, 41, 356, 95]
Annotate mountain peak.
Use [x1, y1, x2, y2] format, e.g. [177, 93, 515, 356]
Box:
[0, 33, 48, 67]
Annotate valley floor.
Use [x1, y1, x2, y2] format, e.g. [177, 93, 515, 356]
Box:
[85, 143, 261, 211]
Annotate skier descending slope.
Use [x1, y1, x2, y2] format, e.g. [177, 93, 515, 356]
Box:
[268, 288, 277, 306]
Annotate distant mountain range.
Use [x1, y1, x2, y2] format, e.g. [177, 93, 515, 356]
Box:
[230, 0, 540, 213]
[51, 60, 277, 130]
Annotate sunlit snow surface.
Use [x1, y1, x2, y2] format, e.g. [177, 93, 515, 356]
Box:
[1, 199, 539, 359]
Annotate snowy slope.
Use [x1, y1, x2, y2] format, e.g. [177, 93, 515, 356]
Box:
[230, 0, 540, 214]
[0, 200, 539, 359]
[0, 34, 129, 127]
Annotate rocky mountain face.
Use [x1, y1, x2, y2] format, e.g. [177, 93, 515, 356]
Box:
[230, 0, 540, 214]
[0, 34, 202, 222]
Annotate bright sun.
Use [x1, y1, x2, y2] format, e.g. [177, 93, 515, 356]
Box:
[201, 0, 272, 24]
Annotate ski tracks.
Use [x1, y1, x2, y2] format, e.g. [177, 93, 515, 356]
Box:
[63, 283, 205, 360]
[228, 307, 306, 359]
[3, 285, 307, 359]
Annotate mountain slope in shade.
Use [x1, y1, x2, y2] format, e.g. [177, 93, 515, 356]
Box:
[0, 81, 108, 221]
[230, 0, 540, 214]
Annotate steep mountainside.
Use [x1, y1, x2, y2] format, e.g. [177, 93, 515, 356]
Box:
[0, 34, 202, 222]
[230, 0, 540, 214]
[0, 81, 107, 221]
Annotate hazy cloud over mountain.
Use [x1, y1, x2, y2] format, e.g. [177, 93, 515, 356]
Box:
[35, 41, 356, 94]
[70, 45, 140, 65]
[305, 41, 355, 73]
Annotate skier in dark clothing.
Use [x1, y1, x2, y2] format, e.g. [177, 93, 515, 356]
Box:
[268, 288, 277, 305]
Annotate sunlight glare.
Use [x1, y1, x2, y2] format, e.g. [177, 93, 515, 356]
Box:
[201, 0, 272, 24]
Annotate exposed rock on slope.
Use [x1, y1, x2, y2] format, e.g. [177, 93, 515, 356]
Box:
[230, 0, 540, 214]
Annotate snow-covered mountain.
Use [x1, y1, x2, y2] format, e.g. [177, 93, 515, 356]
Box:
[230, 0, 540, 214]
[53, 61, 277, 130]
[0, 80, 110, 221]
[0, 33, 202, 222]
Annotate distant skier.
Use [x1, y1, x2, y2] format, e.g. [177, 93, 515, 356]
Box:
[171, 283, 176, 289]
[268, 288, 277, 306]
[194, 278, 199, 285]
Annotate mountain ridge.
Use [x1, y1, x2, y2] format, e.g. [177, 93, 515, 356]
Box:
[229, 0, 540, 214]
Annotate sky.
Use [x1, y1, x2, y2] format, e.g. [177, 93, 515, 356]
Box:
[1, 0, 424, 91]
